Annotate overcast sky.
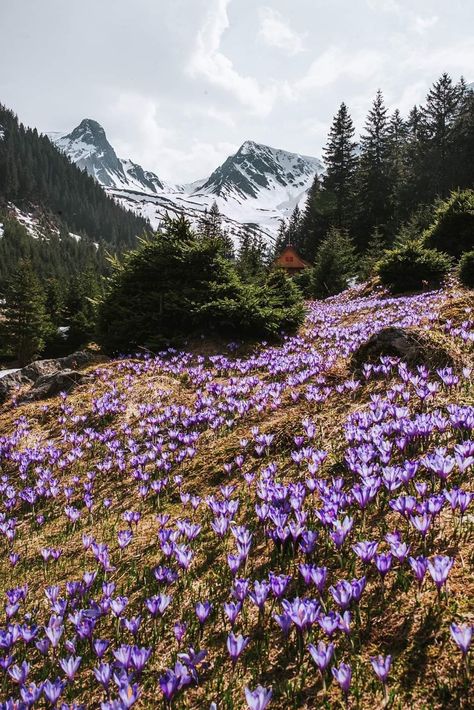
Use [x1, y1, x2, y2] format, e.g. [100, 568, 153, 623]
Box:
[1, 0, 472, 182]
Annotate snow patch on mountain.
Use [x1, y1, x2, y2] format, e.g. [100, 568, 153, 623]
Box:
[50, 120, 322, 242]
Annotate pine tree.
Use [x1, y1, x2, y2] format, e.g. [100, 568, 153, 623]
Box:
[311, 228, 356, 298]
[1, 260, 52, 366]
[386, 109, 409, 231]
[198, 202, 234, 259]
[286, 205, 302, 247]
[273, 219, 289, 258]
[359, 226, 388, 281]
[422, 73, 463, 196]
[297, 174, 329, 262]
[236, 227, 268, 281]
[322, 103, 358, 228]
[356, 90, 391, 248]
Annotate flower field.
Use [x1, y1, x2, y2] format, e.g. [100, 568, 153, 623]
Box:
[0, 284, 473, 709]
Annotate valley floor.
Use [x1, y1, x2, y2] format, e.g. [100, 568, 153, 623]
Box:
[0, 283, 473, 709]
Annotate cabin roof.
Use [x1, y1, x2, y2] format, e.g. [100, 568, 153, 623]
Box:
[272, 244, 311, 269]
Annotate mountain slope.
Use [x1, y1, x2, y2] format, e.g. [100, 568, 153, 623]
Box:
[50, 119, 165, 194]
[51, 120, 322, 241]
[0, 104, 150, 248]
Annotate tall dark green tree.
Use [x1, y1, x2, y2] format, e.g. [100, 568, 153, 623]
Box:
[422, 73, 464, 196]
[355, 90, 391, 248]
[236, 227, 268, 280]
[322, 102, 358, 229]
[1, 260, 52, 365]
[198, 202, 234, 259]
[297, 175, 329, 262]
[311, 228, 356, 298]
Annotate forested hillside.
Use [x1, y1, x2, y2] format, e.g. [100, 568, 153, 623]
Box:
[0, 103, 150, 250]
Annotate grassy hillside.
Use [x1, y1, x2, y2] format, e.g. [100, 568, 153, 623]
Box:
[0, 283, 473, 709]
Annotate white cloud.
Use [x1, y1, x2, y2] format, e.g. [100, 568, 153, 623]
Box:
[413, 15, 439, 35]
[105, 91, 237, 183]
[258, 7, 305, 55]
[293, 46, 384, 95]
[187, 0, 279, 116]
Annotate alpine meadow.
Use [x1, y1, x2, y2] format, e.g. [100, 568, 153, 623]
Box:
[0, 1, 473, 709]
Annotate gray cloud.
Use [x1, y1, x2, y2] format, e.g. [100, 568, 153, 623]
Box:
[0, 0, 472, 182]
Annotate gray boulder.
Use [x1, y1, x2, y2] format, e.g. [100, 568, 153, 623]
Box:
[350, 327, 454, 371]
[0, 349, 99, 404]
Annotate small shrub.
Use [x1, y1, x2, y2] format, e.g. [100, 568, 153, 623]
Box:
[424, 189, 474, 259]
[459, 250, 474, 288]
[376, 241, 452, 294]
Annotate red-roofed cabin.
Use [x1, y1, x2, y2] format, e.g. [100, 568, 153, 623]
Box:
[272, 245, 311, 274]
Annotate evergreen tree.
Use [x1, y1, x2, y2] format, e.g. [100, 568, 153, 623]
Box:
[322, 103, 358, 228]
[273, 219, 289, 258]
[386, 109, 409, 230]
[297, 174, 329, 262]
[198, 202, 234, 259]
[311, 228, 356, 298]
[236, 227, 268, 280]
[1, 260, 52, 365]
[422, 73, 463, 196]
[355, 90, 391, 248]
[358, 227, 388, 281]
[286, 205, 302, 247]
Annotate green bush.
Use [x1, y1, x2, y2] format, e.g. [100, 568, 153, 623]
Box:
[424, 190, 474, 259]
[97, 216, 305, 354]
[376, 241, 452, 294]
[459, 250, 474, 288]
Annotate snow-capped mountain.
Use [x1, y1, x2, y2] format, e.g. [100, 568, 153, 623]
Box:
[49, 119, 166, 194]
[50, 120, 322, 241]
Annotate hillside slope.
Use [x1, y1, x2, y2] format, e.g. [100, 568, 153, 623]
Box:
[0, 285, 473, 708]
[0, 104, 150, 249]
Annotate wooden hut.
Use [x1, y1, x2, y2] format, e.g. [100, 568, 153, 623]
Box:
[272, 245, 311, 275]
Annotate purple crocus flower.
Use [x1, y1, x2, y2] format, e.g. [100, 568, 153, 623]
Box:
[329, 580, 353, 610]
[273, 612, 292, 637]
[331, 662, 352, 696]
[173, 621, 187, 643]
[353, 540, 378, 563]
[427, 555, 454, 590]
[224, 601, 242, 626]
[195, 601, 213, 625]
[450, 623, 472, 656]
[244, 684, 272, 710]
[93, 663, 112, 690]
[408, 555, 428, 586]
[159, 669, 180, 701]
[226, 632, 249, 663]
[43, 678, 64, 705]
[370, 654, 392, 683]
[59, 655, 81, 681]
[374, 553, 393, 577]
[93, 639, 110, 658]
[308, 641, 334, 671]
[8, 661, 29, 684]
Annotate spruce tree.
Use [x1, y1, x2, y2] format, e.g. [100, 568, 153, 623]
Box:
[356, 90, 391, 248]
[236, 227, 268, 281]
[422, 73, 463, 196]
[322, 103, 358, 229]
[311, 228, 356, 298]
[359, 226, 388, 281]
[1, 260, 52, 366]
[198, 202, 234, 259]
[297, 175, 329, 261]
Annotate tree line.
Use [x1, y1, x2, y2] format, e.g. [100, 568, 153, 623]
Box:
[276, 74, 474, 261]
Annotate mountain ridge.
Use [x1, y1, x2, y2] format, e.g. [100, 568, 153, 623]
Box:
[50, 120, 322, 241]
